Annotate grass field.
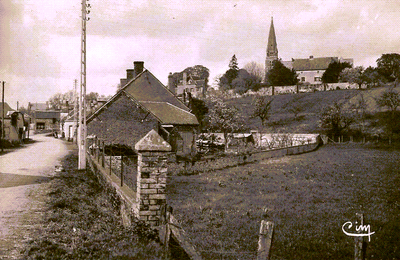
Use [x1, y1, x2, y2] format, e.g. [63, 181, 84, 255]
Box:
[223, 86, 400, 134]
[167, 143, 400, 259]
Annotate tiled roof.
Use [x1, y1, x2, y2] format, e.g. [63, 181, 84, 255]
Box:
[123, 70, 189, 111]
[35, 111, 60, 119]
[141, 101, 198, 125]
[88, 69, 198, 126]
[0, 102, 15, 118]
[292, 57, 338, 71]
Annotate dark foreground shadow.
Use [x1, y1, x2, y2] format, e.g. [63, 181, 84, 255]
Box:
[0, 172, 51, 188]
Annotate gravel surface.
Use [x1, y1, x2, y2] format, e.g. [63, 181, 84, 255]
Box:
[0, 134, 70, 259]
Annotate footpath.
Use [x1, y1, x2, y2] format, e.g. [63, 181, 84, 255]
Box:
[0, 134, 70, 259]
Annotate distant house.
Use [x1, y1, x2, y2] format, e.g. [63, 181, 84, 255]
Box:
[168, 72, 206, 99]
[87, 61, 199, 157]
[285, 56, 353, 85]
[0, 102, 27, 143]
[34, 111, 61, 131]
[60, 110, 77, 141]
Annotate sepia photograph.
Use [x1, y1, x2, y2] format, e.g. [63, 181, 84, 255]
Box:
[1, 0, 400, 259]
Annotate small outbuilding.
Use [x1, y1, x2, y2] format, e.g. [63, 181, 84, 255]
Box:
[0, 102, 27, 144]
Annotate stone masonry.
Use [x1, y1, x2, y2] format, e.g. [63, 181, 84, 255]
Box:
[135, 129, 172, 226]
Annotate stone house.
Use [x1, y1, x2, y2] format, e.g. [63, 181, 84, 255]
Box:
[171, 72, 206, 99]
[87, 61, 199, 157]
[33, 111, 61, 131]
[60, 110, 77, 141]
[0, 102, 27, 143]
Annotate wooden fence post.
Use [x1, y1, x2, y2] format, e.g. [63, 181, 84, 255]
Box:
[163, 206, 172, 259]
[96, 138, 100, 162]
[257, 220, 274, 260]
[121, 155, 124, 186]
[355, 213, 366, 260]
[109, 148, 112, 175]
[102, 141, 105, 168]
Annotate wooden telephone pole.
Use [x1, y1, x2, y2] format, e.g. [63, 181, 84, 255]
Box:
[1, 81, 4, 153]
[78, 0, 90, 170]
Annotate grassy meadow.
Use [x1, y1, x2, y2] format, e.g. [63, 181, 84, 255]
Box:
[167, 143, 400, 259]
[224, 86, 400, 134]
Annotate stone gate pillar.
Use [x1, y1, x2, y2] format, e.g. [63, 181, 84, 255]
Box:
[135, 129, 172, 226]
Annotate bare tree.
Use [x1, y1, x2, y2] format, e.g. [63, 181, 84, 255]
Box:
[283, 94, 305, 120]
[244, 61, 264, 82]
[252, 95, 274, 126]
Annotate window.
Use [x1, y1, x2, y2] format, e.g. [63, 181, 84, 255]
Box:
[314, 77, 321, 82]
[37, 122, 45, 129]
[301, 77, 306, 82]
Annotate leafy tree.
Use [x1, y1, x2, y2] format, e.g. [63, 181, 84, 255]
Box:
[188, 95, 209, 129]
[86, 92, 99, 105]
[49, 90, 76, 110]
[319, 102, 354, 137]
[322, 61, 352, 83]
[232, 77, 247, 94]
[219, 55, 240, 91]
[266, 60, 298, 86]
[362, 66, 382, 88]
[375, 88, 400, 138]
[339, 66, 364, 88]
[376, 53, 400, 83]
[230, 69, 261, 94]
[48, 91, 99, 110]
[375, 88, 400, 113]
[252, 95, 273, 126]
[207, 99, 244, 151]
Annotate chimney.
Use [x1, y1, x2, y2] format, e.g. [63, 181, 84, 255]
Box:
[126, 61, 144, 82]
[134, 61, 144, 77]
[168, 72, 175, 94]
[120, 78, 127, 87]
[126, 69, 135, 81]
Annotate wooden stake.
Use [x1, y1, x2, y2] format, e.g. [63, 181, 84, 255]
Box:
[257, 220, 274, 260]
[355, 213, 366, 260]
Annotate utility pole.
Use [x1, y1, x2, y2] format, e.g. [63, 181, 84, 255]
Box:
[74, 79, 78, 144]
[78, 0, 90, 170]
[1, 81, 4, 153]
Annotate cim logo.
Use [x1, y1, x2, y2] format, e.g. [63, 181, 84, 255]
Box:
[342, 221, 375, 242]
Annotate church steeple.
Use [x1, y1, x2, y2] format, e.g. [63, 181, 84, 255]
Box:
[267, 17, 278, 57]
[265, 17, 279, 81]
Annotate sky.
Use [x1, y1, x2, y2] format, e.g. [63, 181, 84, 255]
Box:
[1, 0, 399, 108]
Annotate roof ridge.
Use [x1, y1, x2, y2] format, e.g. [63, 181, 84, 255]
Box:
[164, 102, 196, 116]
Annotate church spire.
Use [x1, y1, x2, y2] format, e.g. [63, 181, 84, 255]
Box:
[267, 17, 278, 57]
[265, 17, 279, 81]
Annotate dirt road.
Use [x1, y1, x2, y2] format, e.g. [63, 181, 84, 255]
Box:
[0, 134, 70, 259]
